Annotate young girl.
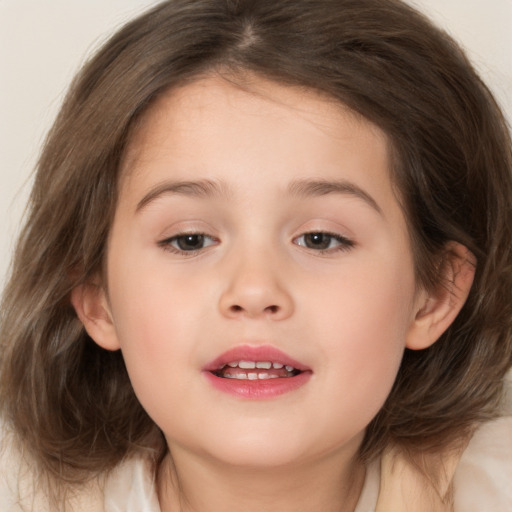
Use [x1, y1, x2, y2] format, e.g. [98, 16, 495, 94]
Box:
[1, 0, 511, 510]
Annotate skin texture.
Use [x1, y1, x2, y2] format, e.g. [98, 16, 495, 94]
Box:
[72, 75, 474, 511]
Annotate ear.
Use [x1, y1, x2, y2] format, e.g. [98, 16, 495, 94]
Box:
[406, 242, 476, 350]
[70, 278, 121, 351]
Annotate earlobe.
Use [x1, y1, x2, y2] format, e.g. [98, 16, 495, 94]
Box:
[70, 280, 121, 351]
[406, 242, 476, 350]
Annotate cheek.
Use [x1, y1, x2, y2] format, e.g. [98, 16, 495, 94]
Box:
[105, 242, 224, 415]
[106, 263, 192, 396]
[108, 238, 203, 345]
[309, 257, 415, 416]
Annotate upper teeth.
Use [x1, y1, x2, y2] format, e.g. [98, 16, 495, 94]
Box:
[224, 361, 293, 371]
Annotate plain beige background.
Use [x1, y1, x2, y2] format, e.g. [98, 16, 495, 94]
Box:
[1, 0, 511, 287]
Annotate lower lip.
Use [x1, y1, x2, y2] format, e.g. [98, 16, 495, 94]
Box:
[203, 371, 312, 399]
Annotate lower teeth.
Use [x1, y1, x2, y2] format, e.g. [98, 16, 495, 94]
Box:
[224, 372, 280, 380]
[219, 371, 296, 380]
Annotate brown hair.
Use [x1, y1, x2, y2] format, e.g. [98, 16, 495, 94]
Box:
[1, 0, 511, 497]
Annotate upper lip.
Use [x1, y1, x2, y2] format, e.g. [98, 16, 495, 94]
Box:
[203, 344, 311, 372]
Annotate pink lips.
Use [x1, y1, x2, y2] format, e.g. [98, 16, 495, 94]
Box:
[202, 345, 312, 399]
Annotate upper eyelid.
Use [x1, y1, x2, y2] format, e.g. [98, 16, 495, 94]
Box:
[159, 232, 218, 244]
[157, 229, 354, 241]
[157, 233, 218, 256]
[296, 230, 351, 238]
[158, 227, 216, 240]
[292, 229, 354, 243]
[294, 232, 354, 243]
[156, 227, 355, 249]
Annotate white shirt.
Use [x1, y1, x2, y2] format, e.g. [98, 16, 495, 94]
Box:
[2, 381, 511, 511]
[99, 416, 512, 512]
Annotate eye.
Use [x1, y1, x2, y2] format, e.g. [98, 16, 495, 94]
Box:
[294, 232, 354, 252]
[159, 233, 218, 254]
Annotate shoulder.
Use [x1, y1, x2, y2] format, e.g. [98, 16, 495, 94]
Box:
[0, 421, 47, 511]
[0, 424, 21, 511]
[0, 418, 160, 512]
[453, 375, 512, 511]
[102, 453, 160, 511]
[0, 420, 105, 512]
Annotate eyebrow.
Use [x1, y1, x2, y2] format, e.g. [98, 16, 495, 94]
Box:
[288, 178, 382, 214]
[135, 177, 382, 215]
[136, 179, 230, 212]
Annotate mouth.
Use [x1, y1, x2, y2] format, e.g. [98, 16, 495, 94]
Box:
[213, 360, 301, 380]
[203, 345, 311, 399]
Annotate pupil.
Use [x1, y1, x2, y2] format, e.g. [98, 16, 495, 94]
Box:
[178, 234, 204, 250]
[305, 233, 330, 250]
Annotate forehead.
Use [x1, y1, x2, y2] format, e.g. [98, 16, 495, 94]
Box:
[118, 76, 399, 220]
[121, 74, 392, 185]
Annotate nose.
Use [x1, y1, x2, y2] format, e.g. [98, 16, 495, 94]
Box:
[218, 251, 294, 321]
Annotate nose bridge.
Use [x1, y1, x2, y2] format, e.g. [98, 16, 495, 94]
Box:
[218, 242, 294, 320]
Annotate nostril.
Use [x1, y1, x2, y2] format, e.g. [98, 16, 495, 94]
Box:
[228, 304, 280, 315]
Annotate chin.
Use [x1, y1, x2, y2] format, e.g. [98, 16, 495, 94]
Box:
[211, 444, 308, 469]
[197, 427, 337, 470]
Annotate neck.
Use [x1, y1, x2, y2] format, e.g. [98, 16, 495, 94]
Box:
[157, 444, 365, 512]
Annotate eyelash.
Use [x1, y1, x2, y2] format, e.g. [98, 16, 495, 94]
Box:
[158, 231, 354, 256]
[158, 232, 218, 256]
[293, 232, 355, 254]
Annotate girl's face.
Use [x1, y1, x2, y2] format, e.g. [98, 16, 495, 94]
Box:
[101, 75, 423, 469]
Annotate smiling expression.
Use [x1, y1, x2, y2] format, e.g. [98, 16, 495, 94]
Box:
[96, 75, 423, 468]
